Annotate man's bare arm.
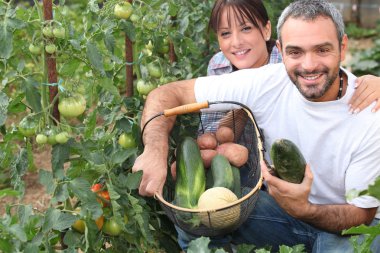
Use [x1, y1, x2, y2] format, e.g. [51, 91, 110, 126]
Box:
[261, 162, 377, 232]
[301, 203, 377, 232]
[132, 79, 196, 196]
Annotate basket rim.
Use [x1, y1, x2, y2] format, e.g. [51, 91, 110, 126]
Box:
[154, 173, 264, 213]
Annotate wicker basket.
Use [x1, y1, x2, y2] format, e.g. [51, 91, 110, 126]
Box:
[143, 101, 264, 237]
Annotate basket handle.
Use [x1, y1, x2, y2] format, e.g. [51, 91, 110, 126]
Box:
[163, 101, 209, 117]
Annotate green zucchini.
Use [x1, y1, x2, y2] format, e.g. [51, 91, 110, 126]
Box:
[174, 137, 206, 208]
[210, 154, 234, 192]
[231, 166, 241, 198]
[270, 139, 306, 184]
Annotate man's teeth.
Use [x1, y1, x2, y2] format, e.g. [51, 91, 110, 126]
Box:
[303, 75, 319, 80]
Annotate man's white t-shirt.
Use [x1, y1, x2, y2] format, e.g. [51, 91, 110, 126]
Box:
[195, 63, 380, 218]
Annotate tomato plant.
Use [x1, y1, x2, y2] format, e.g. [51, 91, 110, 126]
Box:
[0, 0, 217, 252]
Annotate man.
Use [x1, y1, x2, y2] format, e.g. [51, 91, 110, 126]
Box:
[132, 0, 380, 252]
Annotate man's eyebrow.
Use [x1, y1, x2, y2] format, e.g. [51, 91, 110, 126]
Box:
[285, 42, 334, 51]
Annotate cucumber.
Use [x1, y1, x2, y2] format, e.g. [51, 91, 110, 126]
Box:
[270, 139, 306, 184]
[174, 137, 206, 208]
[210, 154, 234, 192]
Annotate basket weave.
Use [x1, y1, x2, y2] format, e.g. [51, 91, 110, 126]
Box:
[144, 101, 264, 237]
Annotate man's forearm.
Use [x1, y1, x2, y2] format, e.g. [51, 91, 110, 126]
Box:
[301, 203, 377, 232]
[141, 79, 196, 148]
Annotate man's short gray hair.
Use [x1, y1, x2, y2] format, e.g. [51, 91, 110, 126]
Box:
[277, 0, 345, 45]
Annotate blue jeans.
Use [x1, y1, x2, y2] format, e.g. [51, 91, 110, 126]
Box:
[176, 190, 380, 252]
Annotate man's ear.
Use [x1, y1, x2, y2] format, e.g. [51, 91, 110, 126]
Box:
[276, 40, 283, 58]
[340, 34, 348, 62]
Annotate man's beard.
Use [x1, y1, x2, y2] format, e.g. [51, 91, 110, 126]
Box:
[290, 67, 339, 100]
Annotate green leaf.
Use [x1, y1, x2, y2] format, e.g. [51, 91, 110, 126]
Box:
[86, 40, 105, 76]
[63, 230, 81, 248]
[187, 237, 212, 253]
[7, 93, 26, 113]
[39, 169, 55, 194]
[51, 144, 70, 180]
[41, 208, 61, 233]
[104, 32, 115, 54]
[23, 243, 39, 253]
[59, 59, 81, 76]
[0, 238, 13, 253]
[366, 177, 380, 200]
[68, 178, 102, 218]
[53, 183, 70, 203]
[125, 170, 142, 190]
[120, 21, 135, 42]
[111, 149, 136, 165]
[0, 24, 13, 59]
[84, 109, 97, 138]
[343, 223, 380, 236]
[0, 188, 21, 199]
[0, 91, 9, 126]
[9, 224, 27, 242]
[53, 212, 78, 231]
[24, 78, 42, 113]
[17, 205, 33, 227]
[98, 77, 120, 98]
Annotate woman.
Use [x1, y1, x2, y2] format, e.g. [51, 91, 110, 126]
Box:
[205, 0, 380, 112]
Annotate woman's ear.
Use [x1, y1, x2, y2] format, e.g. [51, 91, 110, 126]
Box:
[264, 20, 272, 41]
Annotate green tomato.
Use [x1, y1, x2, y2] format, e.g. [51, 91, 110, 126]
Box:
[42, 26, 54, 38]
[45, 44, 56, 54]
[129, 13, 139, 23]
[29, 44, 42, 55]
[58, 94, 86, 118]
[114, 2, 133, 19]
[103, 217, 122, 236]
[118, 133, 136, 148]
[72, 219, 86, 234]
[147, 62, 162, 78]
[55, 131, 69, 144]
[157, 38, 170, 54]
[36, 134, 48, 144]
[52, 27, 65, 39]
[18, 115, 39, 137]
[136, 79, 156, 96]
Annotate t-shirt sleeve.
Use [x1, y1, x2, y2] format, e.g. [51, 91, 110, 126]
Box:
[346, 119, 380, 209]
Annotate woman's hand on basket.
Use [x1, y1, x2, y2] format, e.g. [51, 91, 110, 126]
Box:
[261, 161, 314, 219]
[349, 75, 380, 114]
[132, 148, 167, 197]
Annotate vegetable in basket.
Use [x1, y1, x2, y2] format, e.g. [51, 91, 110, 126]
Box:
[197, 187, 240, 229]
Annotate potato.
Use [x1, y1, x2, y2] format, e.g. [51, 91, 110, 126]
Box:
[215, 126, 235, 144]
[200, 149, 218, 168]
[170, 161, 176, 181]
[219, 109, 249, 142]
[197, 132, 217, 150]
[216, 142, 249, 167]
